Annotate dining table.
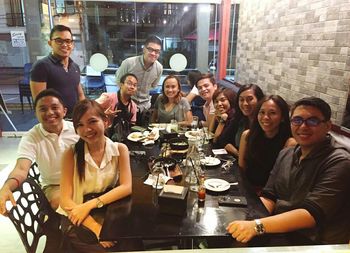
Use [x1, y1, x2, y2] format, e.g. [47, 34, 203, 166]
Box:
[99, 130, 313, 248]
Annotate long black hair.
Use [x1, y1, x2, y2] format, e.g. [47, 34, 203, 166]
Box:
[246, 95, 291, 162]
[72, 99, 107, 182]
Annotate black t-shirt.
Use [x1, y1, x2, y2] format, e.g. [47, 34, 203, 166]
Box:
[31, 54, 80, 116]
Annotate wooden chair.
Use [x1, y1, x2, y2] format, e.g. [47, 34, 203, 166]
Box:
[7, 177, 63, 253]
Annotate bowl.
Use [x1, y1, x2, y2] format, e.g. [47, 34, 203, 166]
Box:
[169, 137, 189, 151]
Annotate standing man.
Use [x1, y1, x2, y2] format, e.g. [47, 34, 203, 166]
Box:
[115, 35, 163, 115]
[0, 89, 79, 213]
[30, 25, 85, 118]
[227, 97, 350, 244]
[195, 73, 217, 128]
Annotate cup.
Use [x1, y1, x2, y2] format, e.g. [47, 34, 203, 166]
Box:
[191, 116, 199, 130]
[151, 166, 166, 189]
[170, 119, 178, 132]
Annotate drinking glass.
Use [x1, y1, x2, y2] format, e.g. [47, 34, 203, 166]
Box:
[191, 116, 199, 130]
[151, 165, 166, 189]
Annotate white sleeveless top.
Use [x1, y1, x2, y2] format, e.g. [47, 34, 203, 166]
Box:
[57, 137, 120, 216]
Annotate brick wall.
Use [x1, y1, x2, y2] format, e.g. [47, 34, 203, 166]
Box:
[236, 0, 350, 124]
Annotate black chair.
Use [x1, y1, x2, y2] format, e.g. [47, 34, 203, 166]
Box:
[28, 162, 41, 185]
[18, 63, 33, 113]
[7, 177, 63, 253]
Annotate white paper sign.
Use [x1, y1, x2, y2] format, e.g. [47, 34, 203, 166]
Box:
[11, 31, 26, 47]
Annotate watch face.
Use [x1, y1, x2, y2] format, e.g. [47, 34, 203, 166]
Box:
[97, 198, 104, 208]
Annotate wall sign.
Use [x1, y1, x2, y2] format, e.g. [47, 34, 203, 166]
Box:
[11, 31, 26, 48]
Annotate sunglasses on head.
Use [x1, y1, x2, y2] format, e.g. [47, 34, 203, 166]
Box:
[290, 116, 327, 127]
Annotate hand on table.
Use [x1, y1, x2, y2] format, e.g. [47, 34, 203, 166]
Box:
[0, 187, 16, 216]
[226, 220, 257, 243]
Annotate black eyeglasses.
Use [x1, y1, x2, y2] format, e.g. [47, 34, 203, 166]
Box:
[145, 47, 161, 54]
[52, 38, 74, 46]
[290, 116, 327, 127]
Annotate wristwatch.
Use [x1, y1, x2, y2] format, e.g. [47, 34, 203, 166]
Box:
[254, 219, 265, 235]
[96, 197, 104, 208]
[218, 118, 226, 124]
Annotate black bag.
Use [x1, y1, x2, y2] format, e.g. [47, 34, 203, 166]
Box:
[109, 117, 130, 142]
[108, 92, 133, 142]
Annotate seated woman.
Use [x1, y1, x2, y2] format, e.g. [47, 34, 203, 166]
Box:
[224, 84, 264, 156]
[239, 95, 296, 192]
[152, 75, 193, 125]
[210, 88, 236, 148]
[58, 99, 132, 251]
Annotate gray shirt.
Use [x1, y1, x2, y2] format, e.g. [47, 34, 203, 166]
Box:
[154, 96, 191, 123]
[261, 135, 350, 244]
[115, 55, 163, 111]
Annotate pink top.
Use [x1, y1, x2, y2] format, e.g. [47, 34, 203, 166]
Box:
[96, 92, 137, 123]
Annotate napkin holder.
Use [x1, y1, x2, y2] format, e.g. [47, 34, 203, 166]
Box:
[158, 185, 188, 216]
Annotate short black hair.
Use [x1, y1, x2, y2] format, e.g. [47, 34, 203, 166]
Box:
[144, 35, 162, 48]
[187, 70, 201, 88]
[34, 89, 65, 109]
[195, 73, 216, 88]
[120, 73, 138, 84]
[50, 25, 72, 40]
[291, 97, 332, 121]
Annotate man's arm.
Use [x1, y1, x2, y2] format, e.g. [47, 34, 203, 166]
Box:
[0, 158, 32, 215]
[77, 83, 85, 101]
[115, 61, 128, 85]
[227, 208, 316, 243]
[30, 80, 47, 100]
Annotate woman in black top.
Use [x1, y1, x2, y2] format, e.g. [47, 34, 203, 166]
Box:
[238, 95, 296, 193]
[210, 88, 236, 148]
[224, 84, 264, 156]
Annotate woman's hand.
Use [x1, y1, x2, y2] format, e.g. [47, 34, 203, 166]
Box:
[90, 222, 117, 248]
[226, 220, 257, 243]
[66, 202, 92, 226]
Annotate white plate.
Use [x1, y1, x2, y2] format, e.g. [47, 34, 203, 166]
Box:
[200, 157, 221, 167]
[127, 130, 160, 142]
[127, 132, 144, 142]
[204, 178, 230, 192]
[185, 130, 200, 139]
[148, 123, 167, 130]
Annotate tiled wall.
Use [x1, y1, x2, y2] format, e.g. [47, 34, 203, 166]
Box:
[236, 0, 350, 124]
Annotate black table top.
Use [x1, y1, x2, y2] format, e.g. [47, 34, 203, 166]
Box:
[100, 140, 270, 242]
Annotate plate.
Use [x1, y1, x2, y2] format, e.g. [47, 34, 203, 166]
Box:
[127, 130, 160, 142]
[204, 178, 230, 192]
[127, 132, 144, 142]
[200, 157, 221, 167]
[185, 130, 200, 139]
[148, 123, 167, 130]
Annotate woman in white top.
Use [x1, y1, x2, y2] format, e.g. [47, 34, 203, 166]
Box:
[59, 99, 132, 250]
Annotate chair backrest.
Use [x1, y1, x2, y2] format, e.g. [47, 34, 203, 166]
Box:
[20, 63, 33, 85]
[28, 162, 41, 185]
[86, 74, 105, 89]
[7, 177, 62, 253]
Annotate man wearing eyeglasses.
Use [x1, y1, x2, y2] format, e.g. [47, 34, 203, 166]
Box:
[115, 35, 163, 118]
[227, 97, 350, 244]
[30, 25, 85, 118]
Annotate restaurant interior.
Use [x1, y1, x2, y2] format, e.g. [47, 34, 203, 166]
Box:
[0, 0, 349, 252]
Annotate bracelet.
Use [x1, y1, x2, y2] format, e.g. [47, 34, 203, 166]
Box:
[6, 177, 20, 188]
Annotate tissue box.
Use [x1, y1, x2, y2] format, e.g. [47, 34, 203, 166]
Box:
[158, 185, 188, 216]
